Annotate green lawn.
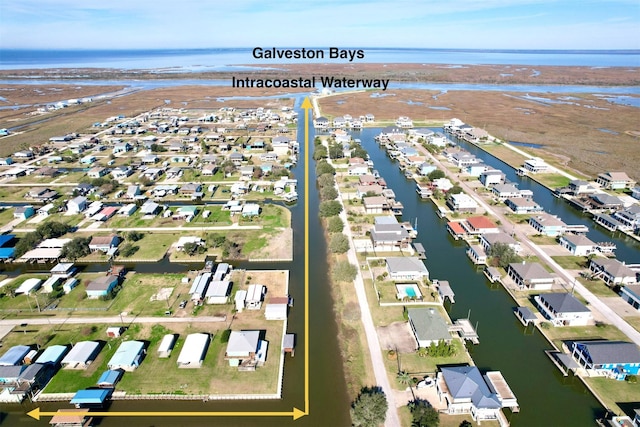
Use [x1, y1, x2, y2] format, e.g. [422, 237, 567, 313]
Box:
[115, 233, 178, 261]
[544, 323, 628, 350]
[528, 235, 558, 245]
[184, 206, 232, 226]
[584, 377, 640, 416]
[238, 204, 290, 229]
[535, 174, 571, 189]
[551, 255, 588, 270]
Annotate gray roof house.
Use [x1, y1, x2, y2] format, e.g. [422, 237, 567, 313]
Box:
[533, 293, 592, 326]
[61, 341, 101, 369]
[589, 258, 637, 286]
[508, 262, 555, 290]
[407, 308, 451, 348]
[0, 345, 31, 366]
[386, 257, 429, 281]
[225, 330, 267, 370]
[570, 340, 640, 380]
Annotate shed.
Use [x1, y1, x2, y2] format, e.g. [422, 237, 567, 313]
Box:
[42, 276, 62, 293]
[205, 280, 232, 304]
[61, 341, 100, 369]
[34, 345, 68, 365]
[176, 333, 210, 368]
[14, 278, 43, 295]
[106, 326, 125, 338]
[0, 345, 31, 366]
[97, 369, 122, 388]
[107, 341, 145, 371]
[63, 278, 79, 294]
[157, 334, 177, 358]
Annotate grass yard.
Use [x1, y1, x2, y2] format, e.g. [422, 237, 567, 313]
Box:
[115, 233, 178, 261]
[551, 255, 588, 270]
[544, 323, 628, 350]
[577, 277, 619, 297]
[0, 186, 30, 202]
[238, 204, 290, 229]
[107, 273, 185, 315]
[528, 235, 558, 245]
[534, 174, 571, 189]
[584, 377, 640, 417]
[184, 206, 232, 226]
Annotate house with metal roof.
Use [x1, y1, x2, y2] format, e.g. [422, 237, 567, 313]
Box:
[157, 334, 177, 358]
[205, 281, 232, 304]
[107, 341, 145, 372]
[70, 388, 111, 407]
[225, 330, 265, 370]
[61, 341, 101, 369]
[407, 308, 452, 348]
[34, 345, 69, 365]
[0, 345, 31, 366]
[86, 276, 119, 299]
[570, 340, 640, 380]
[97, 369, 122, 388]
[176, 333, 210, 368]
[533, 293, 592, 326]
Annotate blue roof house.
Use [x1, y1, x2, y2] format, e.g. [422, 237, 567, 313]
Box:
[14, 205, 35, 221]
[70, 388, 111, 407]
[34, 345, 69, 365]
[0, 345, 31, 366]
[97, 369, 123, 387]
[107, 341, 145, 371]
[570, 340, 640, 380]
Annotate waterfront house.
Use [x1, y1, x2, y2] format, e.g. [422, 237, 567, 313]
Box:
[492, 184, 525, 201]
[534, 293, 592, 326]
[264, 297, 289, 320]
[407, 307, 451, 348]
[205, 281, 232, 304]
[480, 233, 522, 255]
[429, 132, 449, 147]
[61, 341, 101, 369]
[508, 262, 555, 290]
[529, 213, 567, 237]
[479, 170, 506, 187]
[386, 257, 429, 281]
[612, 205, 640, 231]
[632, 187, 640, 200]
[140, 200, 161, 216]
[242, 203, 261, 217]
[356, 184, 384, 199]
[447, 221, 467, 240]
[462, 216, 499, 235]
[363, 196, 389, 214]
[467, 245, 488, 265]
[570, 340, 640, 380]
[313, 116, 329, 129]
[107, 341, 145, 372]
[348, 164, 370, 176]
[568, 180, 596, 195]
[86, 276, 119, 299]
[67, 196, 87, 214]
[589, 258, 637, 286]
[436, 366, 518, 422]
[558, 234, 598, 256]
[432, 177, 453, 192]
[450, 152, 479, 168]
[13, 205, 35, 221]
[189, 273, 211, 303]
[418, 163, 437, 177]
[370, 222, 412, 251]
[620, 285, 640, 312]
[28, 187, 59, 202]
[225, 330, 267, 370]
[88, 235, 120, 253]
[596, 172, 635, 190]
[409, 128, 434, 140]
[589, 193, 624, 210]
[0, 345, 31, 366]
[177, 333, 210, 368]
[447, 194, 478, 214]
[522, 157, 547, 173]
[87, 167, 108, 179]
[34, 345, 68, 365]
[79, 155, 96, 165]
[97, 370, 123, 388]
[505, 197, 543, 214]
[245, 284, 266, 309]
[594, 213, 626, 232]
[465, 163, 489, 177]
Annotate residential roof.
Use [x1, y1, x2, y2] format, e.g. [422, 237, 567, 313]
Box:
[509, 262, 554, 281]
[441, 366, 502, 409]
[482, 232, 517, 246]
[466, 216, 498, 230]
[70, 388, 110, 405]
[599, 171, 632, 181]
[530, 213, 566, 227]
[576, 340, 640, 365]
[560, 234, 596, 247]
[89, 235, 118, 246]
[408, 308, 451, 343]
[86, 275, 119, 292]
[447, 221, 466, 235]
[177, 333, 210, 366]
[34, 345, 68, 365]
[386, 257, 429, 275]
[107, 341, 144, 368]
[0, 345, 31, 366]
[591, 258, 636, 278]
[539, 293, 590, 313]
[227, 330, 260, 354]
[62, 341, 100, 365]
[97, 369, 122, 386]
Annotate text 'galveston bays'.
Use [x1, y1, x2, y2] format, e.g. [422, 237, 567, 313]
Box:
[232, 76, 389, 91]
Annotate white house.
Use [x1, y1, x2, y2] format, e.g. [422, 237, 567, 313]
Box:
[534, 293, 592, 326]
[385, 257, 429, 281]
[67, 196, 87, 214]
[559, 234, 598, 256]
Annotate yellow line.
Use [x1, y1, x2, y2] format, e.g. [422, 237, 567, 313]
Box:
[38, 411, 294, 417]
[303, 97, 311, 416]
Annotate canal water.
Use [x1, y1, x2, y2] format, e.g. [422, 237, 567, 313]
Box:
[2, 98, 353, 427]
[359, 126, 609, 426]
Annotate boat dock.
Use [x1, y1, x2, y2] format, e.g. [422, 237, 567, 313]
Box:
[514, 306, 537, 327]
[545, 350, 579, 376]
[414, 242, 426, 259]
[450, 318, 479, 344]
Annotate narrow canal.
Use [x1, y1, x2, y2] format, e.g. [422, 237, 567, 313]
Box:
[359, 127, 609, 426]
[2, 97, 353, 427]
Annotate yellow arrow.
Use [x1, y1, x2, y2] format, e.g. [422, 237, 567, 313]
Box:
[301, 96, 312, 416]
[27, 407, 306, 420]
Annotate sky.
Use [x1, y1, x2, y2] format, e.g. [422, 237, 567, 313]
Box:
[1, 0, 639, 50]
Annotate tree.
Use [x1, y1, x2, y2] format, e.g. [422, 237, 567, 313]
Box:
[14, 233, 42, 257]
[329, 233, 350, 254]
[319, 200, 343, 217]
[320, 185, 338, 201]
[208, 234, 226, 248]
[327, 216, 344, 233]
[183, 242, 206, 256]
[328, 142, 344, 159]
[397, 371, 412, 386]
[408, 399, 439, 427]
[127, 231, 144, 242]
[488, 242, 522, 268]
[351, 386, 388, 427]
[61, 237, 91, 260]
[332, 260, 357, 283]
[36, 221, 71, 239]
[119, 243, 139, 257]
[351, 145, 368, 159]
[427, 169, 445, 181]
[317, 173, 335, 188]
[252, 166, 263, 179]
[316, 160, 335, 175]
[459, 421, 473, 427]
[150, 143, 167, 152]
[313, 145, 328, 160]
[449, 185, 463, 194]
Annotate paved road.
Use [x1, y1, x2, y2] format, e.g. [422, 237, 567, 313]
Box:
[12, 224, 263, 233]
[417, 143, 640, 347]
[314, 126, 401, 427]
